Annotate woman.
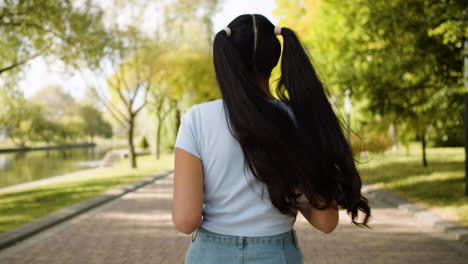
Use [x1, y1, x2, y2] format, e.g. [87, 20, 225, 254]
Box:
[172, 14, 371, 264]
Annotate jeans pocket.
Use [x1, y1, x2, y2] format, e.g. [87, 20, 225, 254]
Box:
[292, 230, 299, 249]
[283, 241, 304, 264]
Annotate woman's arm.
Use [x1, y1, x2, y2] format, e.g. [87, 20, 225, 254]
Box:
[172, 148, 204, 234]
[296, 194, 339, 234]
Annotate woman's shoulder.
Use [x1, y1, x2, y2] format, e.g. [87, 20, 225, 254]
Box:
[192, 99, 223, 111]
[184, 99, 224, 125]
[184, 99, 222, 115]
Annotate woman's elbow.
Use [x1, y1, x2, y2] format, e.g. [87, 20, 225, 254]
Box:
[172, 213, 200, 234]
[174, 222, 197, 235]
[319, 214, 339, 234]
[320, 221, 338, 234]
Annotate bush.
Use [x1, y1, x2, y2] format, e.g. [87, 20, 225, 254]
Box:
[350, 133, 393, 154]
[139, 136, 149, 149]
[431, 126, 464, 147]
[365, 133, 393, 153]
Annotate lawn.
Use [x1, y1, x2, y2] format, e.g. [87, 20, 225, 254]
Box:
[359, 143, 468, 227]
[3, 143, 465, 233]
[0, 153, 174, 232]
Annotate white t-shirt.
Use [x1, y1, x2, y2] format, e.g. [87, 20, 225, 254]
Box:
[174, 98, 298, 236]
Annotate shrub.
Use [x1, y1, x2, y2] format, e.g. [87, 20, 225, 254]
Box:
[350, 133, 393, 154]
[365, 133, 393, 153]
[139, 136, 149, 149]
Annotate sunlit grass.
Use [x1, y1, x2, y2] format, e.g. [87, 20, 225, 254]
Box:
[359, 142, 468, 226]
[0, 153, 174, 232]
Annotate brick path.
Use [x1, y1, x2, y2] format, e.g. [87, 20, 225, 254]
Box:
[0, 173, 467, 264]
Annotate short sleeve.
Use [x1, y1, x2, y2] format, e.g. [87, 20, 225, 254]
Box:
[174, 106, 202, 159]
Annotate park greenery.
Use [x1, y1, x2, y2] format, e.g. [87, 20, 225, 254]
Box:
[360, 143, 468, 226]
[1, 0, 466, 164]
[274, 0, 468, 225]
[0, 0, 468, 231]
[275, 0, 467, 167]
[0, 153, 174, 232]
[0, 0, 220, 168]
[0, 0, 109, 77]
[0, 86, 112, 147]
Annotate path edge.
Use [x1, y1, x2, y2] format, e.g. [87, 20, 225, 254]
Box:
[362, 181, 468, 246]
[0, 169, 174, 251]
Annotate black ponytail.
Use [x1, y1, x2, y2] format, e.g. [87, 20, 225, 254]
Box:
[279, 27, 371, 227]
[213, 15, 371, 228]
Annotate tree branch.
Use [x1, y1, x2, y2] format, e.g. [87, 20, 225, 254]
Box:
[0, 53, 40, 75]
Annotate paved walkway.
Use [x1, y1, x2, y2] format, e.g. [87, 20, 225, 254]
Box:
[0, 173, 467, 264]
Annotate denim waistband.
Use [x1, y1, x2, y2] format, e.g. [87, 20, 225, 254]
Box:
[192, 226, 299, 248]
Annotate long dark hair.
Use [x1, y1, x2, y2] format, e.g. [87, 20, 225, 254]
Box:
[213, 14, 371, 228]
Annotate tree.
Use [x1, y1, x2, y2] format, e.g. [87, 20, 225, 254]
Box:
[83, 0, 222, 167]
[427, 1, 467, 47]
[275, 0, 466, 166]
[161, 0, 221, 139]
[79, 104, 113, 142]
[29, 85, 75, 121]
[0, 95, 44, 147]
[359, 0, 463, 166]
[147, 80, 173, 160]
[30, 115, 60, 145]
[0, 0, 109, 77]
[89, 28, 154, 168]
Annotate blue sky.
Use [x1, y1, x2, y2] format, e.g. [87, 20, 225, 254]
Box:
[19, 0, 277, 100]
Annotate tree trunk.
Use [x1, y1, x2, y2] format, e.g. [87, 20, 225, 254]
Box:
[155, 117, 163, 160]
[175, 108, 181, 135]
[388, 122, 398, 151]
[154, 121, 160, 160]
[421, 132, 428, 167]
[128, 117, 137, 169]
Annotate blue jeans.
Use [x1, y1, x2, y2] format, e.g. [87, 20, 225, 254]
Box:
[184, 226, 304, 264]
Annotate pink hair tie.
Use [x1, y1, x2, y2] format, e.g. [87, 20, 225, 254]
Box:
[224, 27, 231, 37]
[274, 26, 282, 35]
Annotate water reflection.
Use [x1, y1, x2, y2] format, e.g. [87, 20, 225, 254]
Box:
[0, 147, 112, 188]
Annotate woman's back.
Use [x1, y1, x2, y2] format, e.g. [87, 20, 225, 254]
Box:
[173, 13, 370, 264]
[175, 98, 298, 236]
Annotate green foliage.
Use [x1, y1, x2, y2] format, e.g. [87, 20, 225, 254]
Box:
[0, 0, 110, 77]
[431, 122, 464, 147]
[275, 0, 466, 162]
[360, 144, 468, 227]
[163, 0, 219, 51]
[350, 132, 392, 155]
[29, 85, 75, 121]
[0, 154, 174, 232]
[30, 115, 60, 144]
[363, 134, 393, 154]
[0, 95, 43, 147]
[139, 136, 149, 149]
[426, 1, 468, 47]
[160, 0, 221, 104]
[0, 85, 113, 146]
[79, 104, 113, 141]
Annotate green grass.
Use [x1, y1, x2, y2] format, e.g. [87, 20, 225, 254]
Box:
[359, 143, 468, 227]
[0, 153, 174, 232]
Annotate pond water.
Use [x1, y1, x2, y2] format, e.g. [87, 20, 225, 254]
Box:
[0, 147, 112, 188]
